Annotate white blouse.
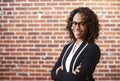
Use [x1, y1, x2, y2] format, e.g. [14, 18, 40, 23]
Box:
[65, 42, 82, 72]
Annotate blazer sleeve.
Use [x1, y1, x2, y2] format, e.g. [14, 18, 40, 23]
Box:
[75, 43, 101, 81]
[57, 43, 101, 81]
[51, 44, 69, 80]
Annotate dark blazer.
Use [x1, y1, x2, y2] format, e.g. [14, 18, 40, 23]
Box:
[51, 42, 101, 81]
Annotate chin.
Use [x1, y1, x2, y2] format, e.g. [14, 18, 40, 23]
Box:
[75, 36, 81, 39]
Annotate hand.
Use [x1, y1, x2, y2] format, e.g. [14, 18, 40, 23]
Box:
[72, 65, 81, 75]
[56, 66, 63, 75]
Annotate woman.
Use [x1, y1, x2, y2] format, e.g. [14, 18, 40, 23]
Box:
[51, 7, 101, 81]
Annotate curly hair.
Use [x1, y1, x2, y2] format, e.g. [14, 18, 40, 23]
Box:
[66, 7, 99, 43]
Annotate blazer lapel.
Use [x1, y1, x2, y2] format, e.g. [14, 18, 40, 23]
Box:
[62, 42, 74, 72]
[69, 42, 87, 72]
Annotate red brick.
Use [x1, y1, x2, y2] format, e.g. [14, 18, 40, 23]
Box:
[111, 77, 120, 80]
[3, 8, 14, 11]
[41, 24, 52, 27]
[0, 77, 10, 80]
[3, 0, 14, 2]
[22, 20, 33, 23]
[22, 3, 33, 6]
[4, 72, 16, 76]
[30, 73, 41, 76]
[16, 24, 27, 27]
[30, 65, 40, 68]
[98, 77, 110, 80]
[16, 0, 27, 2]
[29, 48, 40, 51]
[36, 77, 47, 80]
[29, 40, 39, 43]
[28, 32, 39, 35]
[41, 32, 52, 35]
[17, 48, 28, 51]
[23, 44, 33, 47]
[0, 3, 8, 6]
[0, 28, 8, 31]
[22, 28, 33, 31]
[4, 40, 15, 43]
[11, 77, 22, 80]
[4, 16, 14, 19]
[34, 3, 45, 6]
[10, 3, 20, 6]
[28, 16, 38, 19]
[5, 57, 16, 60]
[3, 24, 14, 27]
[16, 16, 27, 19]
[3, 32, 14, 35]
[10, 20, 20, 23]
[29, 0, 39, 2]
[41, 15, 52, 18]
[0, 20, 7, 23]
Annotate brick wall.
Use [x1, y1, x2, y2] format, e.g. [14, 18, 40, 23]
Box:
[0, 0, 120, 81]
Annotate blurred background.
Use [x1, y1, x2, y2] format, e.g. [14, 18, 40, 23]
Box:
[0, 0, 120, 81]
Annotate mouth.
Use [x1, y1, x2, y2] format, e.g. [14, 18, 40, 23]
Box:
[73, 31, 82, 35]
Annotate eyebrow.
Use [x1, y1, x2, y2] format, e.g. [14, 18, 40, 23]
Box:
[72, 21, 84, 23]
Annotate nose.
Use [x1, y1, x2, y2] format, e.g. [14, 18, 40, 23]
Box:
[76, 24, 80, 29]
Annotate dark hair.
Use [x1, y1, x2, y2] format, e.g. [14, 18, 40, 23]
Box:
[66, 7, 99, 43]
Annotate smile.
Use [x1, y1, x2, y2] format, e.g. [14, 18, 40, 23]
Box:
[73, 31, 82, 35]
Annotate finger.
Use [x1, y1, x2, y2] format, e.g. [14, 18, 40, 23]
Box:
[79, 63, 82, 66]
[75, 69, 80, 72]
[77, 65, 81, 69]
[72, 71, 76, 75]
[56, 66, 61, 74]
[61, 66, 63, 70]
[56, 69, 59, 74]
[76, 66, 81, 70]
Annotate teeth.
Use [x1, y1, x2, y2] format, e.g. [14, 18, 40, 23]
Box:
[74, 31, 81, 34]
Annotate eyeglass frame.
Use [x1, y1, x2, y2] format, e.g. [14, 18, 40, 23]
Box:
[70, 21, 86, 27]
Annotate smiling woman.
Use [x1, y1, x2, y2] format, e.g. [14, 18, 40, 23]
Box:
[51, 7, 101, 81]
[71, 13, 88, 42]
[66, 7, 99, 43]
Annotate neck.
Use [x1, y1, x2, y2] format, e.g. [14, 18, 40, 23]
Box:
[76, 39, 83, 44]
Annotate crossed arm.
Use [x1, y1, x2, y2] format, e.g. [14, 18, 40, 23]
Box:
[56, 65, 81, 75]
[51, 43, 100, 81]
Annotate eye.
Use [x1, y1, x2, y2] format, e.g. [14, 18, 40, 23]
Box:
[72, 21, 77, 26]
[80, 22, 85, 26]
[74, 22, 78, 25]
[70, 21, 85, 27]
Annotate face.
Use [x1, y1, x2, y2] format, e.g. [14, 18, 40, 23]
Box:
[71, 13, 87, 40]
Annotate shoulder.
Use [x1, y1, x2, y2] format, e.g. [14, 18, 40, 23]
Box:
[87, 42, 100, 50]
[85, 42, 100, 56]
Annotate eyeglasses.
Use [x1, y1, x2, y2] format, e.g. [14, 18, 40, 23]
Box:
[70, 21, 85, 27]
